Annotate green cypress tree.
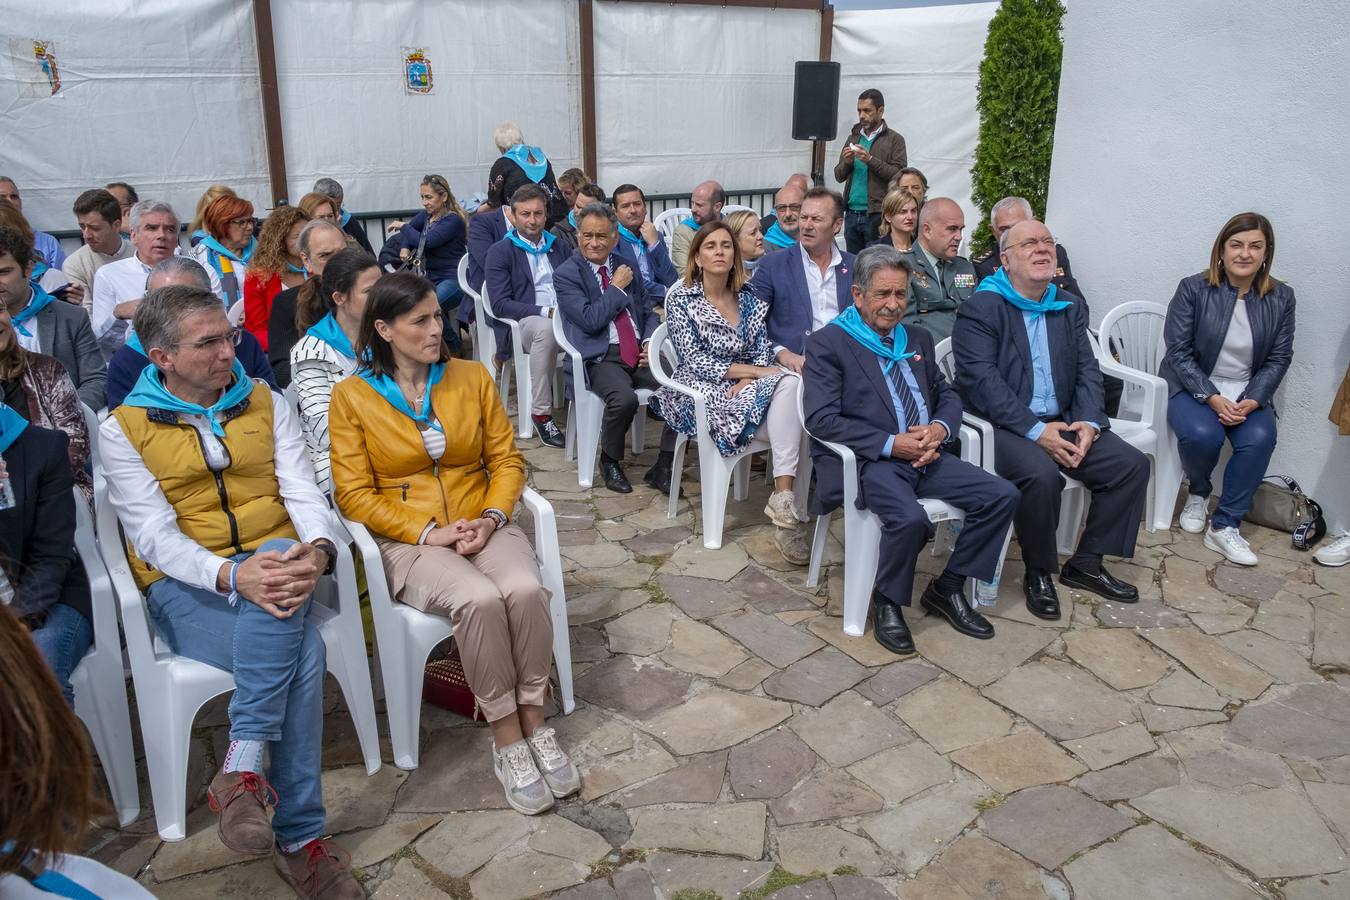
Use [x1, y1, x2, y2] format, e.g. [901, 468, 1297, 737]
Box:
[969, 0, 1066, 256]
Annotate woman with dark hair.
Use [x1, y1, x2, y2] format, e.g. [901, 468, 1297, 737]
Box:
[191, 194, 256, 308]
[296, 191, 339, 224]
[242, 206, 310, 351]
[329, 272, 578, 816]
[890, 166, 928, 203]
[0, 602, 153, 896]
[1161, 212, 1295, 566]
[290, 249, 381, 491]
[657, 222, 809, 564]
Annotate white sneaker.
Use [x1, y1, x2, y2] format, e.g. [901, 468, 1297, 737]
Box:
[526, 726, 581, 798]
[493, 740, 554, 815]
[764, 490, 803, 528]
[1178, 494, 1209, 534]
[1315, 532, 1350, 567]
[1204, 526, 1258, 566]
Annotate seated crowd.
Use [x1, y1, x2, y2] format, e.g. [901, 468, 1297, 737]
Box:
[0, 99, 1341, 900]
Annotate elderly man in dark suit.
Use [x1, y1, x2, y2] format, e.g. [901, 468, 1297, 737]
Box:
[554, 203, 673, 494]
[953, 219, 1149, 620]
[750, 188, 855, 375]
[803, 245, 1019, 655]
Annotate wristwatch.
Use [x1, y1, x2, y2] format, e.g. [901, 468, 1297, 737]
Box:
[312, 539, 339, 575]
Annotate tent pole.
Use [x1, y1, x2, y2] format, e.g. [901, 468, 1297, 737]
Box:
[252, 0, 289, 207]
[813, 3, 834, 186]
[579, 0, 598, 179]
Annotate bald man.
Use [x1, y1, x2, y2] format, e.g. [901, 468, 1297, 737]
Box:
[670, 180, 725, 270]
[903, 197, 976, 342]
[952, 218, 1148, 620]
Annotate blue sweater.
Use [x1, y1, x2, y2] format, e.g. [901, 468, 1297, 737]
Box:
[105, 330, 278, 409]
[399, 211, 467, 284]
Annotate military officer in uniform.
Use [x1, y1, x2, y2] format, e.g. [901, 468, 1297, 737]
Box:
[902, 197, 976, 342]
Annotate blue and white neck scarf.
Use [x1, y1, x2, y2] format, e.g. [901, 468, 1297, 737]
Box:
[506, 228, 556, 255]
[978, 268, 1071, 320]
[306, 312, 357, 361]
[681, 216, 698, 230]
[0, 401, 29, 454]
[359, 362, 445, 433]
[829, 305, 914, 374]
[764, 220, 796, 249]
[503, 144, 549, 183]
[121, 361, 256, 437]
[11, 283, 57, 338]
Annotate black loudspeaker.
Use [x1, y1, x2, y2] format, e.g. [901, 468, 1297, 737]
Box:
[792, 61, 841, 141]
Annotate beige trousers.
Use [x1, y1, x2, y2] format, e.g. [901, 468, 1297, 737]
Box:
[376, 524, 553, 722]
[518, 315, 558, 416]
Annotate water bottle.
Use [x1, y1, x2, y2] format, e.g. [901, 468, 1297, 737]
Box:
[0, 475, 14, 511]
[975, 574, 1000, 607]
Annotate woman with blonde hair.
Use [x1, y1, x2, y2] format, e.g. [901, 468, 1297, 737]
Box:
[242, 205, 310, 350]
[391, 174, 469, 350]
[871, 187, 920, 253]
[725, 209, 766, 275]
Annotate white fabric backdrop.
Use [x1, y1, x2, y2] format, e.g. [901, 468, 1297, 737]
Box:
[0, 0, 269, 230]
[1047, 0, 1350, 530]
[270, 0, 582, 216]
[593, 2, 818, 193]
[829, 2, 998, 248]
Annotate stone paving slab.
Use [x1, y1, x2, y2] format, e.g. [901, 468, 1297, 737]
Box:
[788, 691, 912, 767]
[1074, 755, 1181, 801]
[776, 824, 886, 877]
[983, 659, 1138, 740]
[980, 784, 1133, 870]
[902, 833, 1051, 900]
[949, 731, 1087, 794]
[768, 769, 884, 826]
[861, 776, 987, 874]
[626, 801, 768, 858]
[1063, 824, 1262, 900]
[642, 687, 791, 754]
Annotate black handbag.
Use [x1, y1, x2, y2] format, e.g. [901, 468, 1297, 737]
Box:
[1244, 475, 1326, 550]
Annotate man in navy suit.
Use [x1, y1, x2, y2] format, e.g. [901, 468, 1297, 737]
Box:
[749, 188, 854, 374]
[467, 202, 511, 295]
[484, 184, 574, 447]
[804, 246, 1018, 655]
[554, 204, 674, 494]
[612, 184, 680, 296]
[952, 219, 1149, 619]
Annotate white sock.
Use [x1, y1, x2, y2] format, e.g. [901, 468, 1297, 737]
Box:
[279, 837, 314, 855]
[223, 739, 265, 774]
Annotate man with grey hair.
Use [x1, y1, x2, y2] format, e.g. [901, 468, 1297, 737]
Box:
[91, 200, 222, 360]
[0, 175, 65, 269]
[671, 180, 726, 270]
[312, 176, 373, 254]
[105, 256, 276, 409]
[903, 197, 976, 342]
[100, 284, 363, 899]
[972, 196, 1085, 299]
[553, 202, 673, 494]
[803, 244, 1018, 655]
[487, 121, 567, 225]
[265, 218, 350, 386]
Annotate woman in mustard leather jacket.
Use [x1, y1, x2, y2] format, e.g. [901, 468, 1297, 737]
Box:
[329, 272, 579, 815]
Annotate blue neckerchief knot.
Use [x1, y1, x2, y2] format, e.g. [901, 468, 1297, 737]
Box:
[306, 312, 357, 361]
[0, 400, 29, 453]
[121, 361, 256, 437]
[618, 224, 644, 247]
[829, 305, 914, 374]
[978, 268, 1071, 320]
[764, 220, 796, 248]
[11, 283, 57, 338]
[339, 208, 352, 228]
[503, 144, 549, 183]
[681, 216, 698, 230]
[358, 363, 446, 433]
[506, 228, 556, 255]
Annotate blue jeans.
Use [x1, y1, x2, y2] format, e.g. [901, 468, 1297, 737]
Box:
[436, 278, 464, 351]
[145, 538, 327, 846]
[1167, 393, 1277, 529]
[843, 210, 880, 254]
[29, 603, 93, 705]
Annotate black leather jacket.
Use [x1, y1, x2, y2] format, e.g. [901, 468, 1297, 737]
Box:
[1159, 272, 1296, 409]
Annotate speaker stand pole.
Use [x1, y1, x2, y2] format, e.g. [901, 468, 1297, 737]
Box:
[811, 139, 825, 187]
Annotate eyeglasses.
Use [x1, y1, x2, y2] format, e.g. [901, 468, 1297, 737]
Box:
[173, 327, 243, 352]
[227, 217, 254, 229]
[1008, 236, 1057, 253]
[774, 203, 802, 213]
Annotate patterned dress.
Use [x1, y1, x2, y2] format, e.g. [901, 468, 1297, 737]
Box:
[657, 282, 787, 457]
[3, 352, 94, 509]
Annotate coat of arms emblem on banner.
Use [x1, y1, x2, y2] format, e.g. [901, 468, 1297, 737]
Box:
[402, 47, 433, 95]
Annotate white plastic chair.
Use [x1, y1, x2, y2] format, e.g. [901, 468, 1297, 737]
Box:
[81, 402, 104, 492]
[335, 487, 574, 770]
[226, 299, 244, 326]
[96, 488, 382, 841]
[796, 379, 1012, 637]
[647, 322, 808, 549]
[457, 256, 491, 367]
[721, 204, 755, 219]
[654, 208, 692, 253]
[935, 338, 1086, 555]
[478, 282, 564, 439]
[1098, 301, 1185, 532]
[551, 311, 650, 489]
[70, 487, 139, 826]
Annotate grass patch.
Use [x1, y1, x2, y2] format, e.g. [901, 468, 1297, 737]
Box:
[975, 794, 1005, 812]
[632, 552, 666, 567]
[671, 890, 721, 900]
[643, 579, 671, 603]
[589, 849, 647, 880]
[741, 867, 825, 900]
[832, 865, 861, 877]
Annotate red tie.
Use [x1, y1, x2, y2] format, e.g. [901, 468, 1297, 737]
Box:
[600, 264, 640, 367]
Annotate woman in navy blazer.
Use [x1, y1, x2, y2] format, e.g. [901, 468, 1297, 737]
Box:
[1160, 212, 1295, 566]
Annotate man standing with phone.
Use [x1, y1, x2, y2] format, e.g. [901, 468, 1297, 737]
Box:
[834, 89, 908, 253]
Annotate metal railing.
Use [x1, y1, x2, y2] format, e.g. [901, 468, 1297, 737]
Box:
[48, 188, 780, 258]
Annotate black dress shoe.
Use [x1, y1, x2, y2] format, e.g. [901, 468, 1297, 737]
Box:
[920, 579, 996, 640]
[642, 459, 674, 495]
[869, 593, 915, 656]
[534, 417, 565, 448]
[600, 458, 632, 493]
[1060, 564, 1139, 603]
[1023, 574, 1061, 621]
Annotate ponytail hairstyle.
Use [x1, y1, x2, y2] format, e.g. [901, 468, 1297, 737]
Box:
[296, 247, 380, 332]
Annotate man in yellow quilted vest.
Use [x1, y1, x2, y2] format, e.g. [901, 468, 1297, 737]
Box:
[99, 285, 364, 900]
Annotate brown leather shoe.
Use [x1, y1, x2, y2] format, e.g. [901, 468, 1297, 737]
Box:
[273, 839, 366, 899]
[207, 769, 276, 856]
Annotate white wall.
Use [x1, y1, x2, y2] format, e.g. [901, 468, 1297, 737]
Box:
[1047, 0, 1350, 530]
[829, 2, 998, 245]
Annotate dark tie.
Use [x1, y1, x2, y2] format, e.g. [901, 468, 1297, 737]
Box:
[600, 264, 640, 367]
[881, 336, 923, 428]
